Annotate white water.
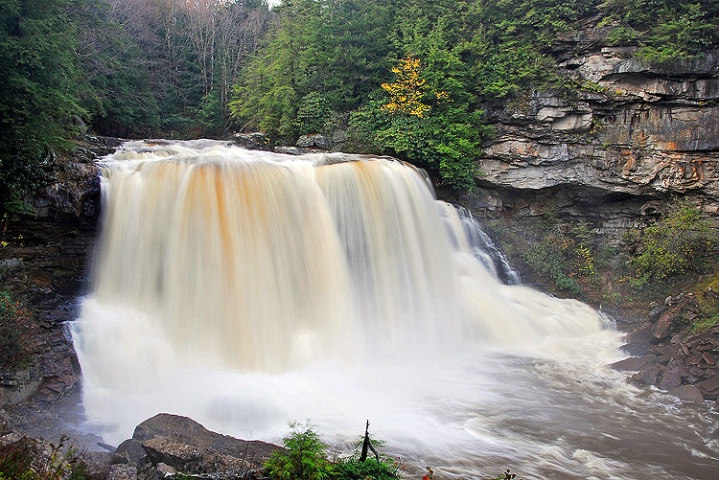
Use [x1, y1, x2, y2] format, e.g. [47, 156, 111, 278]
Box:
[72, 140, 719, 479]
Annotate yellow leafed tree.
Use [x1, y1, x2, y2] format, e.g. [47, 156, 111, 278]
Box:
[381, 57, 431, 118]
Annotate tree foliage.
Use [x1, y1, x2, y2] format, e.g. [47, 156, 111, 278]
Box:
[625, 202, 718, 285]
[0, 0, 84, 211]
[3, 0, 719, 205]
[230, 0, 394, 141]
[601, 0, 719, 61]
[265, 423, 334, 480]
[0, 290, 33, 368]
[264, 423, 402, 480]
[381, 57, 432, 118]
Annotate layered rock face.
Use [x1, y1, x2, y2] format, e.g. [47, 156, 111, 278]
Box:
[0, 137, 105, 415]
[469, 32, 719, 241]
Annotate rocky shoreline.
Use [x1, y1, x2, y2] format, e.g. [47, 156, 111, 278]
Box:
[613, 293, 719, 403]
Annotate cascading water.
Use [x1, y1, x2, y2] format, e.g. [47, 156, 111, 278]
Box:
[72, 140, 718, 479]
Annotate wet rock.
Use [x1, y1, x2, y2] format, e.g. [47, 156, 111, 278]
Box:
[81, 451, 113, 480]
[702, 352, 716, 366]
[648, 304, 668, 323]
[651, 308, 677, 341]
[274, 146, 313, 155]
[107, 464, 138, 480]
[155, 462, 178, 477]
[658, 365, 685, 390]
[697, 377, 719, 400]
[128, 414, 281, 478]
[233, 132, 271, 150]
[611, 355, 653, 371]
[296, 133, 330, 150]
[668, 385, 705, 403]
[112, 439, 146, 466]
[631, 363, 665, 387]
[0, 368, 42, 407]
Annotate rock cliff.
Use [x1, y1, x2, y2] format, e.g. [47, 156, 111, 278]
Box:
[467, 28, 719, 242]
[0, 136, 108, 443]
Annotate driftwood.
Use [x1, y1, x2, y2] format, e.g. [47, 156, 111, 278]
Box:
[359, 420, 380, 462]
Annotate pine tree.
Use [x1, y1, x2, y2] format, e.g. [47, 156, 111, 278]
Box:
[0, 0, 84, 211]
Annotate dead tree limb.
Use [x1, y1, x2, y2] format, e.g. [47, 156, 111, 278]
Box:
[359, 420, 380, 462]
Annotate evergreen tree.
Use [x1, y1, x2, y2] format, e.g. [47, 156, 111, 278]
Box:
[230, 0, 393, 140]
[0, 0, 84, 211]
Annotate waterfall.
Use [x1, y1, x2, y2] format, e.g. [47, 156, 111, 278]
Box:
[71, 140, 718, 480]
[78, 140, 605, 375]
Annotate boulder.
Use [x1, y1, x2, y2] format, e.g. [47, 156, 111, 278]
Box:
[611, 355, 653, 372]
[668, 385, 705, 404]
[128, 413, 281, 478]
[630, 363, 664, 387]
[296, 134, 330, 150]
[651, 308, 677, 341]
[234, 132, 271, 150]
[112, 439, 146, 466]
[697, 376, 719, 400]
[106, 464, 138, 480]
[657, 365, 685, 390]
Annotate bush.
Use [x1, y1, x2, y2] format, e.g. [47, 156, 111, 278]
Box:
[265, 423, 402, 480]
[0, 433, 89, 480]
[0, 291, 33, 368]
[625, 202, 717, 287]
[334, 454, 401, 480]
[521, 219, 597, 296]
[265, 423, 334, 480]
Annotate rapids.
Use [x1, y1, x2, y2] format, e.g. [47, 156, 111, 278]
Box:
[71, 140, 719, 479]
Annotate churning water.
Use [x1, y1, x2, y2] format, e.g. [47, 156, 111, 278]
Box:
[71, 140, 719, 479]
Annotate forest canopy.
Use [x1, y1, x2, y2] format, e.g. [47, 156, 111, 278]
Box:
[1, 0, 718, 209]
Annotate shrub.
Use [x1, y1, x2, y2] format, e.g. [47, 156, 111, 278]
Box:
[625, 202, 717, 287]
[334, 454, 402, 480]
[0, 291, 33, 368]
[488, 470, 523, 480]
[265, 423, 334, 480]
[265, 423, 402, 480]
[520, 213, 610, 297]
[0, 433, 90, 480]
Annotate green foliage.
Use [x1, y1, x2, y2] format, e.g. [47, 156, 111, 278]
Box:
[265, 423, 334, 480]
[349, 42, 491, 192]
[601, 0, 719, 62]
[0, 0, 84, 211]
[231, 0, 393, 140]
[692, 277, 719, 333]
[265, 423, 402, 480]
[0, 433, 90, 480]
[625, 202, 717, 287]
[296, 92, 333, 136]
[522, 216, 601, 296]
[74, 0, 272, 138]
[488, 469, 523, 480]
[334, 455, 402, 480]
[467, 0, 595, 97]
[0, 291, 32, 368]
